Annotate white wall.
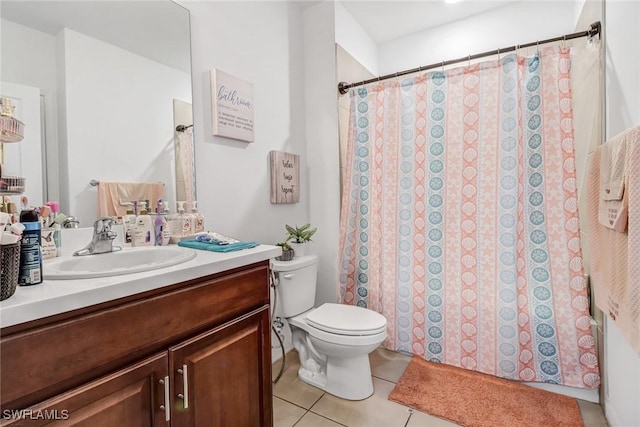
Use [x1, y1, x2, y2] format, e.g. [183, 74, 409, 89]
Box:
[181, 1, 308, 245]
[335, 2, 378, 76]
[603, 1, 640, 426]
[60, 29, 191, 225]
[1, 19, 57, 93]
[303, 2, 341, 306]
[377, 1, 577, 75]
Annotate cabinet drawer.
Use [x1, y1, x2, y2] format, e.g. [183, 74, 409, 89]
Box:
[1, 263, 269, 410]
[1, 352, 168, 427]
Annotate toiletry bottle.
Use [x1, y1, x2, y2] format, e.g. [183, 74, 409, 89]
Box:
[153, 199, 164, 246]
[123, 202, 136, 248]
[133, 201, 154, 247]
[53, 222, 62, 256]
[191, 200, 205, 233]
[18, 209, 43, 286]
[168, 203, 181, 244]
[176, 201, 192, 237]
[47, 201, 62, 256]
[160, 202, 171, 245]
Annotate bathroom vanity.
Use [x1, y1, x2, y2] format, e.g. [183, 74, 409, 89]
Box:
[0, 245, 280, 426]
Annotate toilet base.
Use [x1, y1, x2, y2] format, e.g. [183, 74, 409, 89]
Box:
[296, 353, 375, 400]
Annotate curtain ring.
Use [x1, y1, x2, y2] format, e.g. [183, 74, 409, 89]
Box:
[441, 60, 444, 72]
[515, 44, 520, 56]
[468, 54, 471, 68]
[536, 40, 540, 54]
[562, 34, 567, 49]
[497, 47, 501, 61]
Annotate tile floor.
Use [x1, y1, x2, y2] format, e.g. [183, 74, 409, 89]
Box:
[272, 347, 609, 427]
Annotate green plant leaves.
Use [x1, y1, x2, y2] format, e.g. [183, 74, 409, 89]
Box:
[285, 223, 317, 243]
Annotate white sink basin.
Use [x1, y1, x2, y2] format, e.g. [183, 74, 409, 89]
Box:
[44, 246, 197, 280]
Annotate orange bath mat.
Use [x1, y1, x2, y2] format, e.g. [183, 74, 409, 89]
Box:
[388, 357, 583, 427]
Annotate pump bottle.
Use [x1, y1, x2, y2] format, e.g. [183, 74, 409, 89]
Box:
[191, 201, 205, 233]
[133, 201, 154, 246]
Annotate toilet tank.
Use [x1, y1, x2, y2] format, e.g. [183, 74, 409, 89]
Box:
[270, 255, 318, 317]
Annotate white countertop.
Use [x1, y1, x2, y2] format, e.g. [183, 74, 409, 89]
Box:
[0, 244, 281, 329]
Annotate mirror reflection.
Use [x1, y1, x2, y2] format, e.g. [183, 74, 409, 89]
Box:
[0, 0, 194, 226]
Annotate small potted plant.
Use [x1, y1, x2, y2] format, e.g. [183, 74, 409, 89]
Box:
[285, 223, 317, 257]
[276, 241, 295, 261]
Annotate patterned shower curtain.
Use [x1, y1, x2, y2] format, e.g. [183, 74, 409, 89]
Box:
[338, 46, 600, 389]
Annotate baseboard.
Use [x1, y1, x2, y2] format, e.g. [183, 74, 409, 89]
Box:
[525, 381, 599, 403]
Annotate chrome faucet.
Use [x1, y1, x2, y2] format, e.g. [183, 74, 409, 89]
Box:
[73, 217, 122, 256]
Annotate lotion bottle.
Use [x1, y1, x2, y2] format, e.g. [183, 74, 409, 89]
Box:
[176, 201, 192, 237]
[133, 201, 153, 246]
[123, 202, 136, 248]
[160, 202, 171, 245]
[153, 199, 164, 246]
[191, 201, 205, 233]
[168, 203, 182, 244]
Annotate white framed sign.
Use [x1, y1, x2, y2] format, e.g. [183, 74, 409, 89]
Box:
[210, 69, 254, 142]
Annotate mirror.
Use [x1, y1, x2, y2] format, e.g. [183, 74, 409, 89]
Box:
[0, 0, 194, 226]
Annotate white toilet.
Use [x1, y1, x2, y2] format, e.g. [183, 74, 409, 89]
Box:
[271, 255, 387, 400]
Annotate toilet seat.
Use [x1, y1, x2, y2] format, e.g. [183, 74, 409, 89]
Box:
[289, 304, 388, 346]
[306, 303, 387, 336]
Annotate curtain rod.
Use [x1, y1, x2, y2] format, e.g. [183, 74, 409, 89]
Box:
[338, 21, 601, 95]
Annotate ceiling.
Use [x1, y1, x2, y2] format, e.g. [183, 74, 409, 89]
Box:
[0, 1, 191, 73]
[340, 0, 521, 43]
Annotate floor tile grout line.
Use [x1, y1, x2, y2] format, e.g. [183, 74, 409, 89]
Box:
[290, 409, 308, 427]
[308, 410, 350, 426]
[273, 395, 321, 412]
[307, 392, 326, 410]
[371, 374, 398, 384]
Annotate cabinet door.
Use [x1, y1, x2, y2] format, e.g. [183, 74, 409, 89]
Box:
[169, 306, 272, 427]
[1, 353, 170, 427]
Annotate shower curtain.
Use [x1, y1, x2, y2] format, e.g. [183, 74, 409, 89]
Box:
[338, 46, 600, 389]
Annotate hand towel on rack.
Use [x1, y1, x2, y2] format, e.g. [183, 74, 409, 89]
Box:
[597, 128, 635, 231]
[97, 181, 164, 218]
[587, 125, 640, 355]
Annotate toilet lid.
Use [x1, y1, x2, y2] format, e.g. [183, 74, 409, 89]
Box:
[306, 303, 387, 336]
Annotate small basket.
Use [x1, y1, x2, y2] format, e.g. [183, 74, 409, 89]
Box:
[0, 176, 26, 195]
[1, 242, 20, 301]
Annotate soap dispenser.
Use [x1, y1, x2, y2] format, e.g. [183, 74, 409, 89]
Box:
[168, 203, 181, 244]
[176, 201, 192, 237]
[133, 201, 153, 246]
[123, 202, 136, 248]
[160, 201, 171, 245]
[190, 200, 205, 233]
[153, 199, 164, 246]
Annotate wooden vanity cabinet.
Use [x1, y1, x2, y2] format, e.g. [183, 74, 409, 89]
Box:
[0, 261, 273, 427]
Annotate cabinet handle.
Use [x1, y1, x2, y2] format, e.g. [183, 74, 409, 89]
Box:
[177, 364, 189, 409]
[159, 376, 170, 421]
[283, 274, 294, 279]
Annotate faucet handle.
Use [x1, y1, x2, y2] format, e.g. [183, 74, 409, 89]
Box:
[94, 217, 114, 234]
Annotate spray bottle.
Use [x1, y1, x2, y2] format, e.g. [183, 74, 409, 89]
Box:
[18, 209, 42, 285]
